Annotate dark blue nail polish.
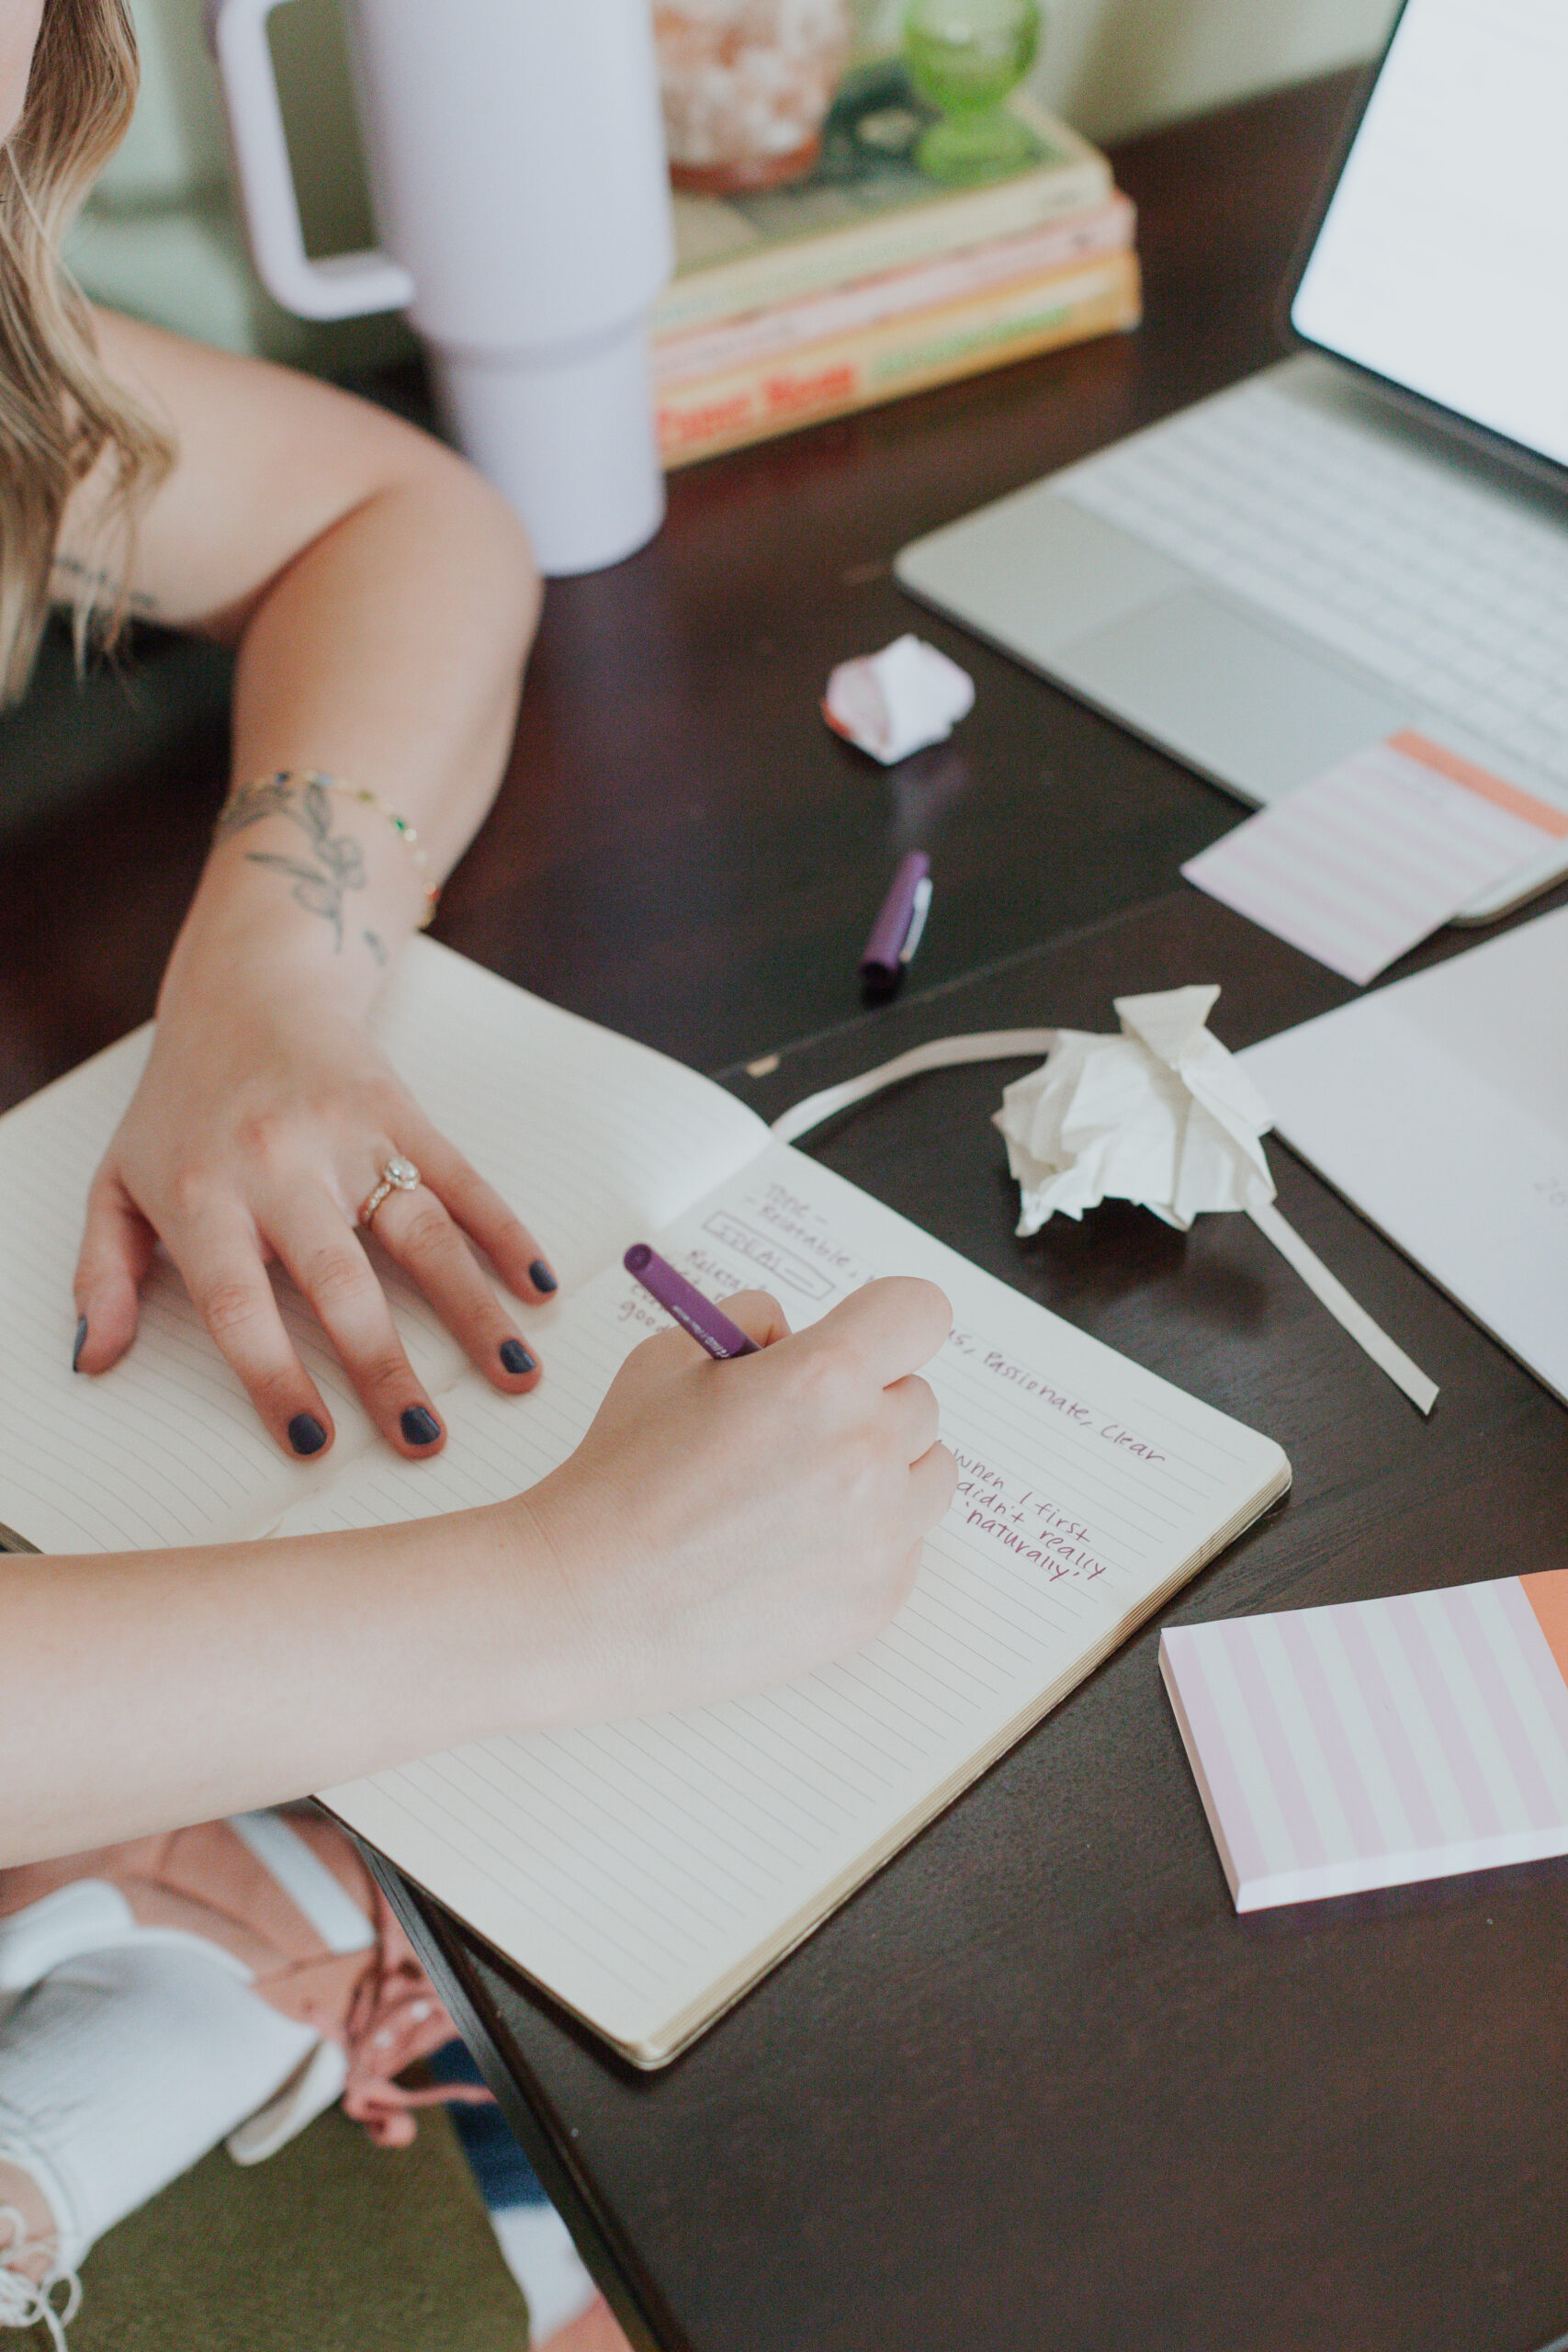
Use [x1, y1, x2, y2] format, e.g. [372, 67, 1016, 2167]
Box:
[499, 1339, 537, 1376]
[72, 1316, 87, 1372]
[288, 1412, 328, 1456]
[529, 1260, 558, 1295]
[400, 1405, 442, 1446]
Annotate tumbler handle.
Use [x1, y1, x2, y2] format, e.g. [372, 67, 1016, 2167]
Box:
[206, 0, 414, 321]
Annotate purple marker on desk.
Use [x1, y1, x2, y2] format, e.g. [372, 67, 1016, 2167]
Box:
[860, 851, 931, 1001]
[624, 1244, 759, 1360]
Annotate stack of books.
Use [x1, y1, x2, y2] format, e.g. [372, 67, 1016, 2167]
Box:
[653, 60, 1139, 469]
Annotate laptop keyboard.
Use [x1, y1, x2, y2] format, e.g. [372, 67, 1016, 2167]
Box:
[1055, 368, 1568, 787]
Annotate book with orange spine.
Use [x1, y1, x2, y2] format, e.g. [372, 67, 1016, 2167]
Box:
[658, 248, 1142, 467]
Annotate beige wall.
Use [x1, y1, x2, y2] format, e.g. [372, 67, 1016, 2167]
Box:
[68, 0, 406, 369]
[868, 0, 1395, 141]
[70, 0, 1398, 366]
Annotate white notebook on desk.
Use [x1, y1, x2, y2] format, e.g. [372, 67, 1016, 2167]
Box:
[0, 939, 1289, 2064]
[1240, 905, 1568, 1406]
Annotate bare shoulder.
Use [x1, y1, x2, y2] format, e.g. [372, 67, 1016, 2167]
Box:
[86, 307, 423, 463]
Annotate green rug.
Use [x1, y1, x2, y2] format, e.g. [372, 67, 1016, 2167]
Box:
[69, 2104, 531, 2350]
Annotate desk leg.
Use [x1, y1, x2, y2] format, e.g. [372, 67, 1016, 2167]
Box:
[355, 1838, 684, 2352]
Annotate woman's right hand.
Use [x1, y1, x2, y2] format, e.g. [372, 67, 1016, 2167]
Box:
[0, 1278, 953, 1861]
[514, 1277, 956, 1724]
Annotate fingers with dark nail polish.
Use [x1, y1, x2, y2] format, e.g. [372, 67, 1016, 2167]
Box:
[400, 1405, 442, 1447]
[499, 1339, 537, 1376]
[72, 1317, 88, 1372]
[529, 1260, 558, 1295]
[288, 1412, 328, 1456]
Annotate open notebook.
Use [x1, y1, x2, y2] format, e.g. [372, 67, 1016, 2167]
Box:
[0, 939, 1289, 2064]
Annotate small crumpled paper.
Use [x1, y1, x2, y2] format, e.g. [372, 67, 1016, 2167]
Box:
[823, 634, 975, 765]
[994, 984, 1276, 1236]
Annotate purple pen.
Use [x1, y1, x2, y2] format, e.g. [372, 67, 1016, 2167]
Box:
[624, 1244, 759, 1360]
[860, 850, 932, 1000]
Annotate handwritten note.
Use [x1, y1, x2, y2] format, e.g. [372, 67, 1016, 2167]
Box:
[953, 1450, 1113, 1586]
[315, 1139, 1287, 2062]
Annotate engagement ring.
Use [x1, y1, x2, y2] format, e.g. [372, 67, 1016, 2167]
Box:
[358, 1155, 421, 1228]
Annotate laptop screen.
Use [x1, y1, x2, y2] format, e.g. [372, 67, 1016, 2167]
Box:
[1292, 0, 1568, 471]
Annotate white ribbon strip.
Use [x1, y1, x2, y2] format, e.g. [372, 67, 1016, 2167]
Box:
[228, 1810, 374, 1953]
[1247, 1198, 1438, 1415]
[770, 1030, 1058, 1146]
[773, 1030, 1439, 1414]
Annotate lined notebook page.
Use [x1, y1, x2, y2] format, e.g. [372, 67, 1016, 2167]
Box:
[361, 940, 771, 1295]
[316, 1141, 1289, 2064]
[0, 1031, 372, 1554]
[0, 939, 769, 1554]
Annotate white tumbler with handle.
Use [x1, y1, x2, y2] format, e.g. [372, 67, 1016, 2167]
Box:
[206, 0, 674, 575]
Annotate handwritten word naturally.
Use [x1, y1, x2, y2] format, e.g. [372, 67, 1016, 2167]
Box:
[952, 1450, 1111, 1585]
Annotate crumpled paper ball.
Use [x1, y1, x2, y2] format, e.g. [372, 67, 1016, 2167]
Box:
[994, 984, 1276, 1236]
[822, 634, 975, 764]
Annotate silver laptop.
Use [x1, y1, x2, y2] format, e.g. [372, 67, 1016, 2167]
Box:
[895, 0, 1568, 920]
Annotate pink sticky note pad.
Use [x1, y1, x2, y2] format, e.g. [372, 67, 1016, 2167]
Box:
[1181, 731, 1568, 984]
[1161, 1569, 1568, 1912]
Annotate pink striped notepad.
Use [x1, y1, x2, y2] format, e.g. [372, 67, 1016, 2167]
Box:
[1181, 731, 1568, 984]
[1160, 1572, 1568, 1910]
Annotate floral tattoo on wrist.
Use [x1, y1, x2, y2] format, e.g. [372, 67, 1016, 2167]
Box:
[213, 774, 386, 961]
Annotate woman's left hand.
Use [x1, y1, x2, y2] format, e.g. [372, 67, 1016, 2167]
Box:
[71, 987, 556, 1459]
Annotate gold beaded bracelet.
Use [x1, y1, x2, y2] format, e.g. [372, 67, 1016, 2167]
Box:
[216, 768, 441, 929]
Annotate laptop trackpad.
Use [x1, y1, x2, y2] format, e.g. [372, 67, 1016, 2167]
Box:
[1053, 589, 1412, 805]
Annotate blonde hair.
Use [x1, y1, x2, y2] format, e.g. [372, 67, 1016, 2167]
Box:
[0, 0, 173, 704]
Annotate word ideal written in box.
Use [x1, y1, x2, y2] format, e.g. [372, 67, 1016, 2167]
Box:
[613, 1185, 879, 1337]
[700, 1206, 837, 1302]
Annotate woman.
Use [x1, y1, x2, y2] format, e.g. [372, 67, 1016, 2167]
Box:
[0, 0, 954, 2339]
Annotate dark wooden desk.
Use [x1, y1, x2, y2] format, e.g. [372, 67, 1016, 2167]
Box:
[400, 70, 1563, 2352]
[12, 58, 1566, 2352]
[394, 883, 1568, 2352]
[1, 70, 1353, 1096]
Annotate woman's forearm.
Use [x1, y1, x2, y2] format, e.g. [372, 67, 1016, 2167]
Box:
[2, 1280, 956, 1869]
[62, 309, 540, 1027]
[163, 449, 540, 1027]
[229, 441, 537, 862]
[0, 1501, 556, 1866]
[65, 321, 555, 1452]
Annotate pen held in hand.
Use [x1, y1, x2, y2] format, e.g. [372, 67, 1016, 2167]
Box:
[624, 1244, 760, 1360]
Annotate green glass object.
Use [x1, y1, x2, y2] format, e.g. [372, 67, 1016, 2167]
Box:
[903, 0, 1043, 185]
